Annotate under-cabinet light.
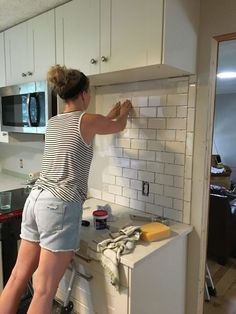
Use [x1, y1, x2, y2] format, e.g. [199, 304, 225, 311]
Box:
[217, 71, 236, 79]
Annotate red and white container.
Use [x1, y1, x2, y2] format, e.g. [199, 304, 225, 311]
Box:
[92, 209, 108, 230]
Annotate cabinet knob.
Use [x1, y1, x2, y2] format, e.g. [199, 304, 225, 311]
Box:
[90, 58, 97, 64]
[21, 73, 27, 77]
[27, 71, 33, 76]
[101, 56, 108, 62]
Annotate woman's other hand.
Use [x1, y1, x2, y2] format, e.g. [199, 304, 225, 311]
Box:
[106, 102, 121, 120]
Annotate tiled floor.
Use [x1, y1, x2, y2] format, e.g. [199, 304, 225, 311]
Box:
[204, 258, 236, 314]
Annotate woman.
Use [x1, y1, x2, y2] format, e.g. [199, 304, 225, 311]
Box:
[0, 64, 132, 314]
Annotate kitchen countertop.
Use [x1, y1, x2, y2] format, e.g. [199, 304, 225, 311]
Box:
[0, 171, 26, 192]
[80, 198, 193, 268]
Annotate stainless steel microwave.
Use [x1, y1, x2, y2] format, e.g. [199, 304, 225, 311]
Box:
[0, 80, 57, 134]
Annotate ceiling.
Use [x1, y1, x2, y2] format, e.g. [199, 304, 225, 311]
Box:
[0, 0, 71, 32]
[216, 39, 236, 95]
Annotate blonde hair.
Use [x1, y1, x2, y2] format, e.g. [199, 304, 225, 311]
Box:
[47, 64, 89, 100]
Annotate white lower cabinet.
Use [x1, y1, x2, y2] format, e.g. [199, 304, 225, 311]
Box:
[57, 235, 187, 314]
[0, 131, 9, 143]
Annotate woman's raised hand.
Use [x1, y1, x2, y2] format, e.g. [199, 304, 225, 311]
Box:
[120, 100, 133, 115]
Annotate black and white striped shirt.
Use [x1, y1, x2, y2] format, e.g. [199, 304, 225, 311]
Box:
[35, 111, 93, 203]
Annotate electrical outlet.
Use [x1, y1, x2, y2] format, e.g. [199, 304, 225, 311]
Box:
[19, 159, 23, 168]
[142, 181, 149, 196]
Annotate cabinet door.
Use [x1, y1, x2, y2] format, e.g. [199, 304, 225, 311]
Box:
[29, 10, 56, 81]
[0, 131, 9, 143]
[5, 22, 32, 85]
[56, 0, 100, 75]
[0, 33, 6, 87]
[100, 0, 163, 73]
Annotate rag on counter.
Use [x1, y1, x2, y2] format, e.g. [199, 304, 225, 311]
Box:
[88, 225, 141, 290]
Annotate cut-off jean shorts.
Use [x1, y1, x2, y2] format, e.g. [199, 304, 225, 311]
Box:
[20, 188, 83, 252]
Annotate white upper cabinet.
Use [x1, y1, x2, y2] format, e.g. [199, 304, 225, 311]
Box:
[56, 0, 100, 75]
[0, 33, 6, 87]
[56, 0, 199, 84]
[5, 10, 56, 85]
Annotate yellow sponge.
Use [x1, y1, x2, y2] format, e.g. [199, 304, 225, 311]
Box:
[140, 222, 171, 241]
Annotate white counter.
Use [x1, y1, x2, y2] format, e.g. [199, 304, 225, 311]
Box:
[0, 171, 26, 192]
[80, 197, 193, 268]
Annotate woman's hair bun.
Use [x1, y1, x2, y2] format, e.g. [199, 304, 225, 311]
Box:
[47, 64, 89, 100]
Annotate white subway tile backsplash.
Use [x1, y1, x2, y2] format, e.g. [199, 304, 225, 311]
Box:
[177, 106, 188, 118]
[132, 96, 148, 107]
[164, 186, 183, 200]
[167, 94, 188, 106]
[155, 195, 172, 208]
[147, 161, 164, 173]
[157, 107, 176, 118]
[156, 130, 175, 141]
[91, 77, 195, 224]
[145, 203, 163, 216]
[116, 138, 131, 148]
[166, 141, 185, 154]
[138, 191, 154, 203]
[148, 95, 163, 107]
[111, 157, 130, 168]
[131, 118, 148, 129]
[139, 150, 156, 161]
[166, 118, 187, 130]
[140, 107, 157, 117]
[123, 187, 138, 199]
[131, 139, 147, 150]
[155, 173, 174, 186]
[164, 208, 183, 221]
[176, 130, 186, 142]
[108, 185, 122, 195]
[149, 182, 163, 195]
[148, 140, 165, 151]
[131, 159, 147, 171]
[102, 192, 115, 203]
[139, 129, 156, 139]
[116, 176, 130, 187]
[130, 199, 145, 211]
[165, 164, 184, 176]
[115, 195, 130, 207]
[102, 174, 116, 184]
[130, 179, 142, 190]
[148, 118, 166, 129]
[123, 149, 138, 159]
[138, 170, 155, 182]
[156, 152, 175, 164]
[123, 168, 138, 179]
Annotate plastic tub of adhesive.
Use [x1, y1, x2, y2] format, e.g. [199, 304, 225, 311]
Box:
[92, 210, 108, 230]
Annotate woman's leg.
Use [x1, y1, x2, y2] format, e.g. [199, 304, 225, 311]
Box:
[27, 248, 73, 314]
[0, 239, 41, 314]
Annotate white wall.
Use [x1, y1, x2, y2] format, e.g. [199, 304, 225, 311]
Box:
[213, 93, 236, 182]
[188, 1, 236, 313]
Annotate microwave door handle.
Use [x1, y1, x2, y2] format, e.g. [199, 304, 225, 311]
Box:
[28, 93, 40, 127]
[27, 93, 32, 127]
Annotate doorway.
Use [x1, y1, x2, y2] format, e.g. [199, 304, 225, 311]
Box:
[204, 34, 236, 314]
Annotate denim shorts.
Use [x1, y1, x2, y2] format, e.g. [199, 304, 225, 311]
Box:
[20, 188, 83, 252]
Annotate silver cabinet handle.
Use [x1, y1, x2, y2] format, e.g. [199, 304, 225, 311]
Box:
[101, 56, 108, 62]
[27, 71, 33, 76]
[22, 73, 27, 77]
[2, 132, 7, 136]
[90, 58, 97, 64]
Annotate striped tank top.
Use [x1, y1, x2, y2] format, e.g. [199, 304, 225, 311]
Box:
[35, 111, 93, 203]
